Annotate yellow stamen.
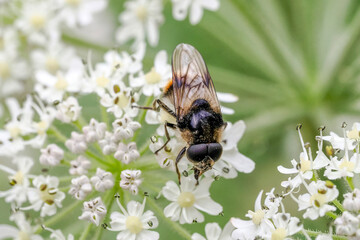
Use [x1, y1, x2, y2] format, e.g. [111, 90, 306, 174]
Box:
[126, 216, 143, 234]
[178, 192, 195, 208]
[136, 6, 147, 20]
[248, 209, 265, 225]
[271, 228, 287, 240]
[96, 76, 110, 87]
[145, 68, 161, 84]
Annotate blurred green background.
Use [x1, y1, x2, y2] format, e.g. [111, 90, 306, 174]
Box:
[2, 0, 360, 239]
[118, 0, 360, 237]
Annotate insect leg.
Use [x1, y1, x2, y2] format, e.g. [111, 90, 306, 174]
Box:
[154, 122, 176, 154]
[131, 99, 159, 111]
[132, 99, 176, 118]
[175, 147, 187, 185]
[155, 99, 176, 118]
[194, 168, 201, 186]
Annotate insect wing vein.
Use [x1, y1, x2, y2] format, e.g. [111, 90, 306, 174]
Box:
[171, 44, 221, 119]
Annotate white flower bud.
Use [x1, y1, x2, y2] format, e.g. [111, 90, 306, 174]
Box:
[112, 117, 141, 141]
[79, 197, 107, 226]
[39, 144, 64, 166]
[65, 132, 87, 154]
[98, 131, 117, 155]
[82, 118, 106, 143]
[114, 142, 140, 164]
[335, 211, 359, 236]
[343, 188, 360, 212]
[120, 170, 142, 195]
[69, 175, 92, 200]
[91, 168, 114, 192]
[56, 96, 81, 123]
[69, 156, 91, 175]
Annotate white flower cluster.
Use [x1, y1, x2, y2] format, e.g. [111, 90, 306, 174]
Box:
[0, 42, 251, 240]
[116, 0, 221, 48]
[230, 123, 360, 240]
[0, 1, 251, 239]
[0, 0, 108, 115]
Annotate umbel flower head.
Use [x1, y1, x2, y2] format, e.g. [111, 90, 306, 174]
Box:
[231, 123, 360, 240]
[0, 1, 261, 238]
[0, 40, 256, 240]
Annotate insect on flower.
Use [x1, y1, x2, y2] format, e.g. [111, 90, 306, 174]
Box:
[134, 43, 226, 184]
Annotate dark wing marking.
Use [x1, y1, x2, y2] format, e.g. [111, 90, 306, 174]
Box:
[171, 43, 221, 119]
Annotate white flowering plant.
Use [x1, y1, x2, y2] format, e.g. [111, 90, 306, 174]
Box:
[2, 0, 360, 239]
[230, 123, 360, 240]
[0, 0, 254, 239]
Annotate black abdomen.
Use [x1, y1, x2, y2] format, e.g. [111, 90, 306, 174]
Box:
[178, 99, 223, 144]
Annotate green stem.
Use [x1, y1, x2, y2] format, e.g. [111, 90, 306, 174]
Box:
[79, 223, 93, 240]
[326, 211, 338, 220]
[72, 120, 83, 131]
[306, 230, 348, 240]
[85, 150, 113, 168]
[62, 34, 109, 52]
[139, 142, 149, 156]
[333, 199, 345, 212]
[128, 156, 162, 172]
[59, 186, 70, 192]
[60, 161, 71, 168]
[48, 126, 68, 142]
[58, 176, 73, 182]
[101, 105, 110, 128]
[346, 176, 355, 190]
[146, 197, 192, 240]
[312, 169, 319, 181]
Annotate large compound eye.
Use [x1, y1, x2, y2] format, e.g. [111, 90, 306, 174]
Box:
[207, 143, 222, 162]
[186, 144, 207, 162]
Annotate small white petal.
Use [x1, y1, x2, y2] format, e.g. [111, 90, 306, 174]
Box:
[222, 148, 255, 173]
[194, 197, 222, 215]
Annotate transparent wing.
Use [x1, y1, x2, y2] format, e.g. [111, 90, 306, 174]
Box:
[171, 43, 221, 119]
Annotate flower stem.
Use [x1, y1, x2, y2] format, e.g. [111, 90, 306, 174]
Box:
[146, 196, 192, 239]
[333, 199, 345, 212]
[59, 186, 70, 192]
[139, 142, 149, 156]
[346, 176, 354, 190]
[58, 176, 73, 182]
[48, 126, 68, 142]
[72, 120, 83, 131]
[79, 222, 93, 240]
[326, 211, 338, 219]
[85, 150, 113, 168]
[62, 34, 109, 52]
[101, 105, 110, 128]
